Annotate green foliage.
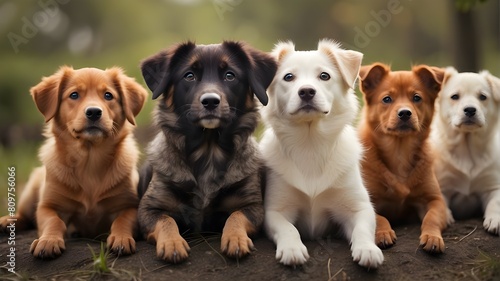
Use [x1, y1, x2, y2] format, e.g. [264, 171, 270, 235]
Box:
[88, 243, 110, 274]
[455, 0, 489, 12]
[469, 249, 500, 280]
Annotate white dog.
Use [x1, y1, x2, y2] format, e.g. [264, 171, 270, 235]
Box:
[431, 67, 500, 235]
[260, 39, 384, 268]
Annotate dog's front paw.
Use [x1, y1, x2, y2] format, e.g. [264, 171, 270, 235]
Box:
[0, 215, 27, 233]
[419, 234, 445, 254]
[30, 236, 65, 258]
[351, 243, 384, 269]
[156, 234, 190, 264]
[276, 240, 309, 266]
[107, 233, 136, 255]
[375, 229, 397, 249]
[483, 215, 500, 235]
[221, 230, 255, 258]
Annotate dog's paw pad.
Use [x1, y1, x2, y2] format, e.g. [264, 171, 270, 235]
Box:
[352, 244, 384, 269]
[483, 216, 500, 235]
[30, 236, 65, 259]
[107, 234, 136, 255]
[156, 236, 190, 264]
[419, 234, 445, 254]
[276, 242, 309, 266]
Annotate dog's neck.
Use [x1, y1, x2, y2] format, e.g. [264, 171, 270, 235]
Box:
[270, 116, 349, 178]
[369, 129, 430, 178]
[434, 117, 499, 176]
[41, 122, 137, 193]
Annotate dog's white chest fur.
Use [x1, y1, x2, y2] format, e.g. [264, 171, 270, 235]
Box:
[261, 124, 361, 198]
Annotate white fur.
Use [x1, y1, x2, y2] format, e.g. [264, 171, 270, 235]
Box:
[431, 67, 500, 235]
[260, 39, 383, 268]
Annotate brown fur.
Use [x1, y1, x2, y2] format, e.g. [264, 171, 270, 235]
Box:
[358, 63, 449, 254]
[0, 66, 147, 258]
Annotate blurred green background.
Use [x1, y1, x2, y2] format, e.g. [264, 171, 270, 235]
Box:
[0, 0, 499, 210]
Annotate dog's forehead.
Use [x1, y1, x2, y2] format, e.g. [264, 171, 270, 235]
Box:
[445, 73, 489, 92]
[179, 44, 239, 71]
[280, 50, 334, 70]
[369, 70, 431, 95]
[67, 68, 113, 91]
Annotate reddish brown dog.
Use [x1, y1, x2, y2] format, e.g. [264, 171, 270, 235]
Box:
[358, 63, 450, 253]
[0, 66, 147, 258]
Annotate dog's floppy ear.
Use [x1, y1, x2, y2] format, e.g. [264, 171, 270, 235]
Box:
[140, 42, 196, 100]
[246, 46, 278, 106]
[107, 67, 148, 125]
[272, 41, 295, 64]
[30, 66, 73, 122]
[359, 63, 389, 95]
[481, 70, 500, 102]
[442, 66, 458, 86]
[413, 65, 445, 96]
[318, 39, 363, 90]
[224, 41, 278, 106]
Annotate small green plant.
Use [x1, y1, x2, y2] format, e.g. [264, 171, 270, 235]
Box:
[88, 243, 110, 274]
[469, 249, 500, 281]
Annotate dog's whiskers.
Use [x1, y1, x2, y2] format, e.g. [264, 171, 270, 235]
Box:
[111, 122, 119, 137]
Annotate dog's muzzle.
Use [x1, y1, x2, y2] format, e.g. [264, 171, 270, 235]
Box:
[85, 106, 102, 122]
[200, 93, 221, 111]
[397, 108, 412, 122]
[199, 93, 222, 129]
[463, 106, 476, 118]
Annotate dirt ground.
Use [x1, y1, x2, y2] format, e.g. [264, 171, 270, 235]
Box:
[0, 217, 499, 281]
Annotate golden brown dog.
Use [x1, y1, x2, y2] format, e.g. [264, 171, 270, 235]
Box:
[0, 66, 147, 258]
[358, 63, 450, 254]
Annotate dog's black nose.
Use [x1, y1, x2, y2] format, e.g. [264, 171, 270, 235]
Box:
[299, 87, 316, 101]
[200, 93, 220, 110]
[464, 107, 476, 117]
[85, 107, 102, 122]
[398, 109, 412, 121]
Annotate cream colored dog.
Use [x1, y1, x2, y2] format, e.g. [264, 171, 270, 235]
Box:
[260, 39, 383, 268]
[431, 67, 500, 235]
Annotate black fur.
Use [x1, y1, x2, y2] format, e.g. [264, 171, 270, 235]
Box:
[137, 41, 276, 235]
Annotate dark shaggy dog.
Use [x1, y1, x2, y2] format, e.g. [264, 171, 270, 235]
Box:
[137, 41, 277, 263]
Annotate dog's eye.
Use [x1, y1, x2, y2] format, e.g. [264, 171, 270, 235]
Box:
[184, 72, 196, 82]
[413, 94, 422, 103]
[479, 93, 487, 101]
[319, 72, 330, 81]
[224, 71, 235, 81]
[382, 96, 392, 104]
[451, 94, 459, 100]
[69, 92, 79, 100]
[104, 92, 114, 100]
[283, 73, 294, 82]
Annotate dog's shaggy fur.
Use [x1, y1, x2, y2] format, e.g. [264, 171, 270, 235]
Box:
[137, 41, 277, 263]
[0, 66, 147, 258]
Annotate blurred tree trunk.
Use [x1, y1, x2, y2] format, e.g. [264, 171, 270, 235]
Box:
[450, 0, 480, 72]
